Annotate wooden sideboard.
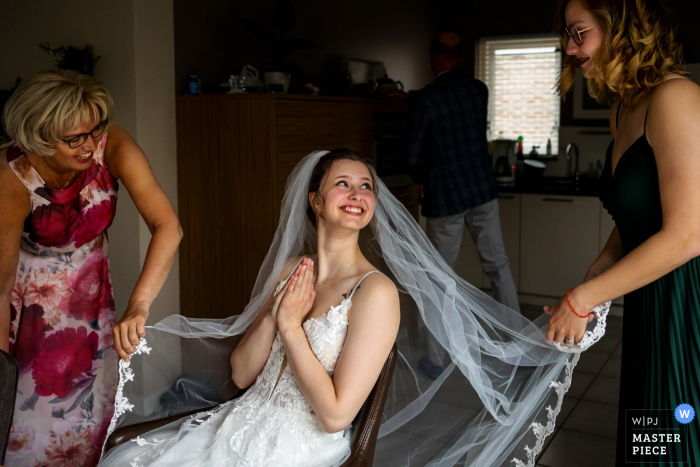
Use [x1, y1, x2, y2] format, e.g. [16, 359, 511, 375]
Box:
[176, 94, 409, 319]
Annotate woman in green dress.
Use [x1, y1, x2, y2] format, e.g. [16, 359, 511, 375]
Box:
[545, 0, 700, 465]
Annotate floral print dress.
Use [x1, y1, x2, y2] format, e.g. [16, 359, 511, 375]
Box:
[3, 136, 119, 467]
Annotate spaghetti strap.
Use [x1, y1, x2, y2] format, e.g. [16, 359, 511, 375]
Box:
[643, 105, 650, 136]
[284, 257, 306, 282]
[615, 101, 622, 131]
[274, 257, 306, 296]
[349, 271, 385, 300]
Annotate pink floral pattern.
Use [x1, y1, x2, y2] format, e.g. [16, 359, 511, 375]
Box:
[60, 251, 113, 323]
[24, 267, 70, 326]
[32, 327, 99, 399]
[4, 136, 118, 467]
[44, 426, 97, 467]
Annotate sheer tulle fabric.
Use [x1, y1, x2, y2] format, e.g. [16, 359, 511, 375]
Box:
[100, 151, 610, 466]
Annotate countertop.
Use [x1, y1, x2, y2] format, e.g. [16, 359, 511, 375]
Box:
[385, 175, 601, 198]
[497, 176, 600, 198]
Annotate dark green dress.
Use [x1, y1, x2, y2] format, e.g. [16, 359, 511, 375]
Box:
[600, 104, 700, 466]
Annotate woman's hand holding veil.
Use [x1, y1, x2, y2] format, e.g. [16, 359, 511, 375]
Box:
[273, 257, 316, 332]
[544, 290, 591, 345]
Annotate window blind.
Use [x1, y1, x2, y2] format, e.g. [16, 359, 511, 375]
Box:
[477, 35, 562, 155]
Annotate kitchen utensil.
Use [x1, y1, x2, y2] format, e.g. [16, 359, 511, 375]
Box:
[344, 58, 387, 85]
[490, 139, 517, 185]
[523, 159, 546, 183]
[241, 64, 264, 91]
[264, 71, 290, 93]
[223, 75, 246, 93]
[376, 74, 404, 92]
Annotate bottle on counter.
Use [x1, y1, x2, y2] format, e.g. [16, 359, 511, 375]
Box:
[188, 75, 201, 95]
[546, 138, 552, 157]
[516, 136, 524, 159]
[596, 159, 603, 178]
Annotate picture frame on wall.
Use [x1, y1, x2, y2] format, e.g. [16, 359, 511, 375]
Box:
[573, 68, 612, 119]
[572, 64, 700, 120]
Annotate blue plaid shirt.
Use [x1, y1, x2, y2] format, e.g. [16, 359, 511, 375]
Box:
[406, 69, 497, 218]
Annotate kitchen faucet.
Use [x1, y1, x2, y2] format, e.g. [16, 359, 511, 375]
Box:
[566, 143, 580, 187]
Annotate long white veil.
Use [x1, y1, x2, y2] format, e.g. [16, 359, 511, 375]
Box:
[101, 150, 610, 466]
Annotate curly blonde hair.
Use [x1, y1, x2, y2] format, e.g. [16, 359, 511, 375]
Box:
[556, 0, 686, 108]
[2, 70, 114, 156]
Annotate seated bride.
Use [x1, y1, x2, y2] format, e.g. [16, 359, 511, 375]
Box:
[98, 149, 400, 466]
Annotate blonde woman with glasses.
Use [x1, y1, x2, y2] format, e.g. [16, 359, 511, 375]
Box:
[547, 0, 700, 464]
[0, 70, 181, 466]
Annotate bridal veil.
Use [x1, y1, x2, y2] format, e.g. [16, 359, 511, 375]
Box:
[101, 150, 610, 466]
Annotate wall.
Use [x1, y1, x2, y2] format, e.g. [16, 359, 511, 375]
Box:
[173, 0, 439, 93]
[133, 0, 180, 323]
[0, 0, 179, 323]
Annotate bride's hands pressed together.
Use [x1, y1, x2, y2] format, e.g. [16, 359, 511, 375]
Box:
[275, 257, 316, 332]
[544, 289, 591, 345]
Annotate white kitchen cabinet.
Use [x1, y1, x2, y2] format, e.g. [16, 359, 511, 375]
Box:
[520, 194, 600, 297]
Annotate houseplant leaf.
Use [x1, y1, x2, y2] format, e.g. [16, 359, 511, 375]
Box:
[279, 62, 303, 78]
[268, 38, 288, 63]
[283, 37, 316, 53]
[242, 19, 275, 44]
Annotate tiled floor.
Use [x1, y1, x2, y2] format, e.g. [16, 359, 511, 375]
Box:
[378, 302, 623, 466]
[517, 304, 623, 467]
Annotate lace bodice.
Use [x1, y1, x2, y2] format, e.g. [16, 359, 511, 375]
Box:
[257, 267, 381, 412]
[100, 266, 383, 466]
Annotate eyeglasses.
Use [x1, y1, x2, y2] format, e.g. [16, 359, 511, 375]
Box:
[565, 25, 595, 46]
[61, 121, 107, 149]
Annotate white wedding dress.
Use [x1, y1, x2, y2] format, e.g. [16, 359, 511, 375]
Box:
[98, 268, 383, 467]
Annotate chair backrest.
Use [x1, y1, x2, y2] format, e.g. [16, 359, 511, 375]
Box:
[340, 343, 398, 467]
[0, 350, 19, 465]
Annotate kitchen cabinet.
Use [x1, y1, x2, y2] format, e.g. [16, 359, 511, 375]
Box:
[520, 194, 600, 297]
[176, 94, 405, 319]
[451, 190, 624, 307]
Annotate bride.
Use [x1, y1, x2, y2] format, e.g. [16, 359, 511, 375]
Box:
[100, 149, 611, 467]
[98, 149, 400, 466]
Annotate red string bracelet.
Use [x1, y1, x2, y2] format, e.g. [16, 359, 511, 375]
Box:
[567, 289, 590, 318]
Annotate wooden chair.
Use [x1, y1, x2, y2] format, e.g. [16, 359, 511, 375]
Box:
[105, 344, 397, 467]
[0, 350, 19, 465]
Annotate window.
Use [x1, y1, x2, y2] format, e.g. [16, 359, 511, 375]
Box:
[477, 35, 562, 155]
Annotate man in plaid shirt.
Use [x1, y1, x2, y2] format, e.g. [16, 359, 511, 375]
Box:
[395, 32, 520, 378]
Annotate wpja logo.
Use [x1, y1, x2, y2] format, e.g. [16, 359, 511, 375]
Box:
[675, 404, 695, 424]
[625, 405, 694, 463]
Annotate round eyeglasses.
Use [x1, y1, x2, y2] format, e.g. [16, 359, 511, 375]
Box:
[565, 25, 595, 46]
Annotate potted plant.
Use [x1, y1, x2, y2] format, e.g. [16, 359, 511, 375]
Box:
[242, 0, 316, 92]
[0, 44, 100, 143]
[39, 43, 101, 76]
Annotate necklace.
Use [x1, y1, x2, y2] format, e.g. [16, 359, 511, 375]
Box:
[40, 156, 76, 190]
